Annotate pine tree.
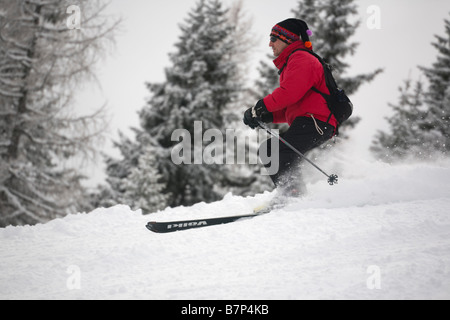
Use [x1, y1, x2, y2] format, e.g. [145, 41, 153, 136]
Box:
[219, 0, 274, 196]
[123, 149, 169, 213]
[101, 132, 141, 208]
[105, 0, 239, 208]
[418, 14, 450, 156]
[371, 79, 427, 160]
[0, 0, 118, 226]
[372, 14, 450, 160]
[252, 57, 280, 99]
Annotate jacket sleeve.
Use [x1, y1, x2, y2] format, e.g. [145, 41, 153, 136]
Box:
[272, 109, 286, 124]
[263, 52, 316, 113]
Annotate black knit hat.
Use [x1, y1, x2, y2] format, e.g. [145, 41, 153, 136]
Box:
[271, 18, 313, 48]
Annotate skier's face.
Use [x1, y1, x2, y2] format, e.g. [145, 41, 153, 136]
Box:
[269, 36, 289, 57]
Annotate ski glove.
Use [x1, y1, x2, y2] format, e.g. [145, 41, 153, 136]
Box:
[243, 100, 274, 129]
[243, 108, 259, 129]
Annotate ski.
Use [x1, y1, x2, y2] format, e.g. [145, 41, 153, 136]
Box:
[146, 213, 261, 233]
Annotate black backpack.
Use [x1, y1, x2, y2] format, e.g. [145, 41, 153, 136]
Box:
[281, 49, 353, 131]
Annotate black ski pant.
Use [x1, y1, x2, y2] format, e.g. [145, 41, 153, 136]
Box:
[259, 116, 334, 194]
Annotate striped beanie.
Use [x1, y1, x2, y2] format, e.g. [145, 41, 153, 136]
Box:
[271, 18, 313, 48]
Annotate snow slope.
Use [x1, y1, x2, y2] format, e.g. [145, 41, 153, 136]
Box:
[1, 157, 450, 300]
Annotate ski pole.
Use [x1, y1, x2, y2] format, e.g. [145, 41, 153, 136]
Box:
[257, 120, 338, 186]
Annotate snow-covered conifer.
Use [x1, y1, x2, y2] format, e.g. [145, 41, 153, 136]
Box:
[123, 149, 169, 213]
[106, 0, 239, 207]
[372, 14, 450, 160]
[371, 79, 427, 160]
[0, 0, 118, 226]
[418, 15, 450, 156]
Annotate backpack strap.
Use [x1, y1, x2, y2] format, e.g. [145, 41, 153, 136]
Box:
[311, 87, 333, 123]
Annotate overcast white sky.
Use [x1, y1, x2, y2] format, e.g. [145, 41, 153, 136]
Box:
[75, 0, 450, 186]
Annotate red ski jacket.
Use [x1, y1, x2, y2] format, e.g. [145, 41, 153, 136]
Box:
[263, 41, 338, 129]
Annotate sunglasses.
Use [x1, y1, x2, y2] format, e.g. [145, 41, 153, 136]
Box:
[270, 36, 278, 43]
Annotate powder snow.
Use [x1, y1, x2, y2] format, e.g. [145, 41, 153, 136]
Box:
[1, 157, 450, 300]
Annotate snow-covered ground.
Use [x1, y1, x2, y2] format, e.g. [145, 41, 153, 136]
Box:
[1, 156, 450, 300]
